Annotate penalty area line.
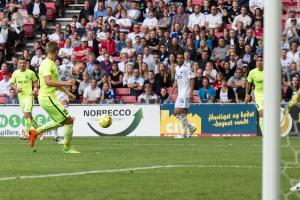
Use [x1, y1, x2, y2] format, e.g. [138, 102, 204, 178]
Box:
[0, 164, 262, 181]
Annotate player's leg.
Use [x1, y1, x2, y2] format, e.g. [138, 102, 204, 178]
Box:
[256, 98, 264, 134]
[52, 93, 68, 144]
[287, 89, 300, 113]
[20, 98, 34, 139]
[61, 116, 80, 153]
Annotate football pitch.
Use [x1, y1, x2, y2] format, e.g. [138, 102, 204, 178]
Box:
[0, 137, 300, 200]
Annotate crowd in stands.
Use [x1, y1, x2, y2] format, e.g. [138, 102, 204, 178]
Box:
[0, 0, 297, 104]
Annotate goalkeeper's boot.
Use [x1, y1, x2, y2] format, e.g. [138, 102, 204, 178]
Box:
[29, 129, 38, 147]
[63, 147, 80, 154]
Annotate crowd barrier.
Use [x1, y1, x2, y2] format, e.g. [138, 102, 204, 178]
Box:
[0, 104, 260, 137]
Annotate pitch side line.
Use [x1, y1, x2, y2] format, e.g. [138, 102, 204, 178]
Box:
[0, 164, 263, 181]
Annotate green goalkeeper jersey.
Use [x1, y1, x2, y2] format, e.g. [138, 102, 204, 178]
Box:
[38, 57, 58, 99]
[10, 69, 37, 99]
[247, 68, 264, 98]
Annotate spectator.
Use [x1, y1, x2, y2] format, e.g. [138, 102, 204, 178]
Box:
[171, 5, 188, 32]
[91, 60, 106, 82]
[128, 68, 144, 96]
[281, 48, 293, 74]
[228, 0, 240, 24]
[232, 6, 252, 30]
[244, 29, 258, 53]
[215, 78, 235, 103]
[73, 37, 93, 61]
[123, 62, 134, 87]
[291, 76, 300, 94]
[7, 88, 18, 104]
[100, 82, 115, 104]
[0, 63, 11, 80]
[99, 53, 112, 74]
[71, 31, 81, 48]
[0, 72, 10, 96]
[83, 78, 101, 104]
[79, 0, 93, 22]
[138, 83, 161, 104]
[194, 68, 204, 91]
[168, 37, 184, 56]
[228, 68, 244, 90]
[48, 23, 62, 43]
[93, 1, 106, 20]
[71, 15, 81, 29]
[285, 9, 300, 29]
[155, 63, 172, 88]
[127, 1, 141, 22]
[198, 77, 216, 103]
[287, 41, 300, 63]
[282, 80, 293, 103]
[30, 48, 44, 73]
[78, 72, 90, 96]
[157, 9, 172, 32]
[249, 0, 264, 13]
[121, 38, 136, 58]
[110, 62, 124, 89]
[288, 62, 300, 81]
[205, 5, 223, 31]
[58, 38, 73, 60]
[159, 87, 173, 104]
[144, 70, 161, 95]
[235, 78, 247, 103]
[27, 0, 47, 33]
[100, 31, 115, 55]
[213, 72, 223, 91]
[116, 10, 132, 33]
[211, 37, 230, 61]
[203, 61, 217, 84]
[188, 5, 205, 31]
[142, 10, 158, 30]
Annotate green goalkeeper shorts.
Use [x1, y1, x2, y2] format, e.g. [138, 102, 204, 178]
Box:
[38, 96, 70, 123]
[19, 97, 33, 113]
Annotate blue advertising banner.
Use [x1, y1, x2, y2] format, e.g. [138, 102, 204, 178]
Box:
[160, 104, 258, 136]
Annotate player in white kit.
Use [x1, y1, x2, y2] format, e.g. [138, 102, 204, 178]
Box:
[52, 61, 86, 143]
[169, 54, 196, 138]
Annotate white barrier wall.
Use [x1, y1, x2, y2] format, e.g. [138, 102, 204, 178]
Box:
[0, 105, 161, 137]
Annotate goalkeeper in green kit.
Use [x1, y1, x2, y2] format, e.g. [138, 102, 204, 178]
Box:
[29, 41, 80, 153]
[10, 56, 40, 140]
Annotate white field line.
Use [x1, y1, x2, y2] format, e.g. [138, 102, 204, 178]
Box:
[0, 164, 262, 181]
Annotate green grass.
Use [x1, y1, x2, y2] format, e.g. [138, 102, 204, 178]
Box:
[0, 137, 300, 200]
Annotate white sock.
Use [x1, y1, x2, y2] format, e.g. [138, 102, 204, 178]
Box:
[176, 114, 187, 135]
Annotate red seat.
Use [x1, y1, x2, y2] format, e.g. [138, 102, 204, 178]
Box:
[171, 95, 177, 103]
[23, 23, 34, 38]
[45, 2, 56, 21]
[64, 0, 73, 6]
[120, 96, 137, 103]
[192, 0, 202, 5]
[115, 88, 130, 96]
[0, 96, 8, 104]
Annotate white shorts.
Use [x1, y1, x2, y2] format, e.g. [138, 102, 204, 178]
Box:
[175, 96, 189, 109]
[56, 91, 69, 103]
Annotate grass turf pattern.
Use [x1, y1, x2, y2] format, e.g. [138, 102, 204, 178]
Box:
[0, 137, 298, 200]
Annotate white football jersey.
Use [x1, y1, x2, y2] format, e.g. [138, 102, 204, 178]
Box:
[58, 64, 78, 81]
[175, 64, 195, 98]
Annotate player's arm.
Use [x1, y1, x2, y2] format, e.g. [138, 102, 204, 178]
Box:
[44, 75, 75, 87]
[189, 78, 195, 103]
[245, 79, 252, 104]
[57, 86, 76, 100]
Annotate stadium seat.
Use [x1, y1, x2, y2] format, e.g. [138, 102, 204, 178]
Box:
[79, 95, 83, 103]
[167, 87, 177, 95]
[192, 0, 202, 5]
[0, 96, 8, 104]
[115, 88, 130, 96]
[23, 23, 34, 38]
[120, 96, 137, 103]
[45, 2, 56, 21]
[64, 0, 73, 6]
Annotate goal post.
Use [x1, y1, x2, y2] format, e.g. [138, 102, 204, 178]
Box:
[263, 0, 281, 200]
